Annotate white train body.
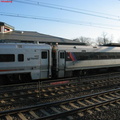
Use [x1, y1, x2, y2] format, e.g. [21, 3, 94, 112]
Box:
[0, 43, 120, 82]
[0, 43, 52, 80]
[53, 45, 120, 77]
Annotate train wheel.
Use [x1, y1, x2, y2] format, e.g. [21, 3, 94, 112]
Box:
[73, 70, 85, 77]
[7, 74, 17, 83]
[0, 75, 9, 85]
[20, 74, 31, 83]
[0, 76, 4, 85]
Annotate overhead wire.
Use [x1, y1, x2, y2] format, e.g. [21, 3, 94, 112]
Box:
[1, 0, 120, 31]
[13, 0, 120, 21]
[1, 12, 120, 31]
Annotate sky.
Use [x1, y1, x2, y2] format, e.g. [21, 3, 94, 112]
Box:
[1, 0, 120, 43]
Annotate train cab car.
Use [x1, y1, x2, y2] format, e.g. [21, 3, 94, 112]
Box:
[0, 43, 52, 82]
[52, 44, 120, 78]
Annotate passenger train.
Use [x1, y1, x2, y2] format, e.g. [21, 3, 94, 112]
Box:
[0, 43, 120, 83]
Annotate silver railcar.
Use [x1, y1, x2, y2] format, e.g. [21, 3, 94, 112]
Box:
[53, 44, 120, 77]
[0, 43, 52, 82]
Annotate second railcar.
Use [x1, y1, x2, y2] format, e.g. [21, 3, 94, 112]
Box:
[52, 44, 120, 78]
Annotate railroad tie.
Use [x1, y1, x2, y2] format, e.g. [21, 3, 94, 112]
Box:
[95, 107, 101, 111]
[48, 88, 52, 91]
[51, 93, 55, 96]
[102, 105, 109, 109]
[50, 107, 61, 113]
[27, 90, 32, 94]
[77, 100, 87, 107]
[0, 100, 6, 103]
[87, 110, 93, 114]
[43, 93, 48, 97]
[4, 93, 9, 97]
[71, 85, 75, 88]
[65, 90, 69, 93]
[29, 110, 39, 119]
[55, 87, 59, 90]
[115, 92, 120, 96]
[35, 90, 39, 93]
[58, 92, 63, 94]
[77, 112, 84, 117]
[69, 102, 79, 108]
[10, 98, 15, 102]
[42, 89, 46, 92]
[110, 103, 116, 107]
[86, 86, 90, 89]
[104, 95, 113, 99]
[93, 81, 97, 84]
[70, 89, 75, 92]
[66, 86, 70, 88]
[40, 109, 51, 116]
[84, 100, 94, 105]
[50, 107, 74, 120]
[98, 96, 107, 101]
[81, 87, 85, 90]
[60, 105, 71, 111]
[116, 101, 120, 104]
[91, 98, 101, 103]
[60, 86, 64, 89]
[5, 115, 12, 120]
[18, 112, 28, 120]
[109, 93, 118, 97]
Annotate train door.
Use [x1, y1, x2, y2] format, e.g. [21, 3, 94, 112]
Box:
[58, 51, 65, 77]
[40, 50, 49, 79]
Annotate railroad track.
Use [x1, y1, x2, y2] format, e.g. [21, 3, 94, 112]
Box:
[1, 72, 120, 110]
[0, 88, 120, 120]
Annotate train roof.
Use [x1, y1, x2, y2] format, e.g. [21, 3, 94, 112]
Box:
[0, 43, 51, 49]
[54, 44, 92, 50]
[101, 43, 120, 47]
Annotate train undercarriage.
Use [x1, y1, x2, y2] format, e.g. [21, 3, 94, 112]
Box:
[0, 66, 120, 85]
[0, 73, 31, 84]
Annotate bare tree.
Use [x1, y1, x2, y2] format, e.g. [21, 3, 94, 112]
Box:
[96, 32, 112, 45]
[73, 36, 93, 45]
[96, 37, 104, 45]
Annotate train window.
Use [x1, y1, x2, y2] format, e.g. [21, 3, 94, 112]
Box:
[90, 53, 99, 60]
[81, 55, 89, 60]
[41, 51, 47, 59]
[76, 52, 88, 60]
[82, 50, 86, 53]
[108, 54, 115, 59]
[60, 52, 65, 59]
[18, 54, 24, 62]
[74, 52, 79, 60]
[0, 54, 15, 62]
[99, 55, 108, 59]
[116, 54, 120, 59]
[66, 52, 71, 61]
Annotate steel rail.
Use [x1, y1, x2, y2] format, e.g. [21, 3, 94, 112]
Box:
[0, 88, 120, 118]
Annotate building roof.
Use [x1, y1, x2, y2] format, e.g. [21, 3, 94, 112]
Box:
[0, 22, 14, 30]
[0, 21, 85, 45]
[0, 30, 85, 45]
